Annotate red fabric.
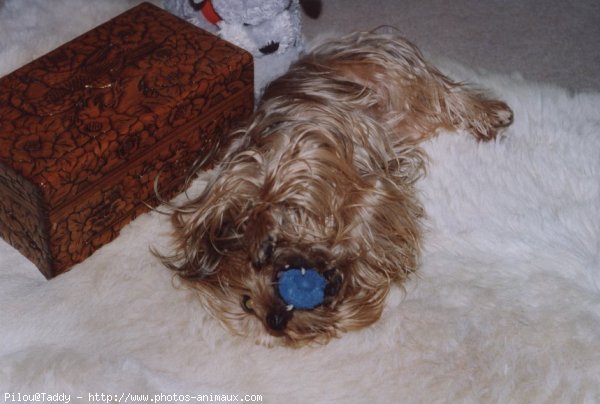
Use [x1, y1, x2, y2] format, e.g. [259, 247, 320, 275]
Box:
[200, 0, 222, 25]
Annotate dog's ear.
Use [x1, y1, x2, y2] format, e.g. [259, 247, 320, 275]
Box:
[165, 190, 242, 279]
[164, 156, 259, 278]
[299, 0, 322, 19]
[165, 136, 267, 279]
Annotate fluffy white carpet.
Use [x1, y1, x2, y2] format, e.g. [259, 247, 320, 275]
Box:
[1, 1, 600, 402]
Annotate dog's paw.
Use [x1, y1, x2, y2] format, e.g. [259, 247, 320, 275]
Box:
[472, 100, 514, 141]
[489, 100, 514, 128]
[251, 234, 276, 269]
[323, 268, 343, 299]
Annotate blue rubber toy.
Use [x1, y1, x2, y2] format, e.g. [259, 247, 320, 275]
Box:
[277, 268, 327, 310]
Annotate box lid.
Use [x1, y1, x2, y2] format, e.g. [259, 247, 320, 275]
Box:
[0, 2, 252, 211]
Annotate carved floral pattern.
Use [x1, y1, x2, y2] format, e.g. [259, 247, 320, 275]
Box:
[0, 3, 254, 277]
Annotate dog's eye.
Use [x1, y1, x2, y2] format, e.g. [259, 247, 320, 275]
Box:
[241, 295, 255, 313]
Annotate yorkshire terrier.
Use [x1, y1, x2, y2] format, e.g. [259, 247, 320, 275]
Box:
[159, 31, 513, 347]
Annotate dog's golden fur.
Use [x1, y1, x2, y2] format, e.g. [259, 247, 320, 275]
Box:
[159, 31, 513, 347]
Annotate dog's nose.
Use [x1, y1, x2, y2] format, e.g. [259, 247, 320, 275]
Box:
[266, 309, 290, 331]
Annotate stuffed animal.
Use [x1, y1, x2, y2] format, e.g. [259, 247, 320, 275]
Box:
[163, 0, 321, 99]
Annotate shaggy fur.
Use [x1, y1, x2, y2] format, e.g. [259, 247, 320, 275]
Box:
[161, 30, 513, 347]
[4, 1, 600, 399]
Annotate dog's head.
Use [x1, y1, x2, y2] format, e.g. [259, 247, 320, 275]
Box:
[162, 36, 424, 346]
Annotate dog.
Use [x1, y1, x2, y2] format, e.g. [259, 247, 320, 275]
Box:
[159, 30, 513, 347]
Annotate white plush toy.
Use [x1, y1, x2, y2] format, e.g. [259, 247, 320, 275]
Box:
[163, 0, 321, 99]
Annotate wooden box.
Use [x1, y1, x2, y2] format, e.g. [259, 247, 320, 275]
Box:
[0, 3, 253, 278]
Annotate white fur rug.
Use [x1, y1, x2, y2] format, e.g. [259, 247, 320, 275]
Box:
[2, 1, 600, 402]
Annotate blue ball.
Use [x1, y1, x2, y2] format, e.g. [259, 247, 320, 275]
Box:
[277, 268, 326, 310]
